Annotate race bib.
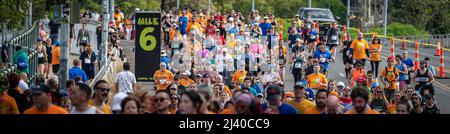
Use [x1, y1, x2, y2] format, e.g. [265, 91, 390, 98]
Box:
[310, 35, 316, 39]
[205, 42, 211, 48]
[82, 37, 87, 41]
[346, 51, 350, 56]
[171, 43, 179, 49]
[294, 63, 302, 68]
[85, 58, 91, 64]
[331, 35, 337, 40]
[278, 59, 284, 65]
[415, 77, 429, 82]
[38, 53, 44, 58]
[160, 79, 166, 84]
[320, 57, 326, 62]
[165, 27, 170, 32]
[253, 33, 258, 36]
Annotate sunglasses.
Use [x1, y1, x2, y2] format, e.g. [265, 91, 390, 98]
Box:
[376, 91, 383, 94]
[96, 88, 111, 93]
[156, 98, 169, 103]
[171, 97, 179, 100]
[257, 96, 263, 98]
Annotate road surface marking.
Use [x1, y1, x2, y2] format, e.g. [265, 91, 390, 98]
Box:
[339, 73, 345, 78]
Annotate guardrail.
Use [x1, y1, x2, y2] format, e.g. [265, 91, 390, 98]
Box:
[2, 21, 39, 85]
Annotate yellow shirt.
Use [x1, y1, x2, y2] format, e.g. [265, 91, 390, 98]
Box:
[304, 106, 324, 114]
[350, 39, 369, 60]
[287, 99, 315, 114]
[24, 105, 69, 114]
[306, 73, 328, 89]
[114, 12, 124, 28]
[88, 99, 112, 114]
[153, 70, 174, 90]
[380, 66, 399, 90]
[369, 44, 382, 61]
[387, 103, 397, 114]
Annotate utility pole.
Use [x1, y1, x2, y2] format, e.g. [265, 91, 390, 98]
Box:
[252, 0, 255, 11]
[208, 0, 211, 16]
[347, 0, 350, 29]
[110, 0, 115, 24]
[308, 0, 311, 8]
[177, 0, 180, 9]
[383, 0, 388, 39]
[59, 1, 70, 90]
[101, 0, 109, 67]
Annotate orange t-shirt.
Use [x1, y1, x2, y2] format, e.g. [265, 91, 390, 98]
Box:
[350, 39, 369, 60]
[345, 108, 380, 114]
[180, 78, 195, 87]
[352, 69, 366, 82]
[153, 70, 174, 90]
[232, 70, 247, 84]
[51, 46, 60, 64]
[380, 66, 399, 90]
[306, 73, 328, 89]
[220, 107, 235, 114]
[24, 105, 69, 114]
[224, 85, 232, 97]
[0, 92, 19, 114]
[369, 44, 382, 61]
[304, 106, 324, 114]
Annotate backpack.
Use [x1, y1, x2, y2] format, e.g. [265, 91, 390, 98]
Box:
[383, 66, 398, 82]
[17, 56, 27, 70]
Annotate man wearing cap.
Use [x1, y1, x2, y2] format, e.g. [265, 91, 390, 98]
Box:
[24, 84, 68, 114]
[314, 44, 333, 75]
[350, 32, 370, 66]
[217, 48, 233, 75]
[413, 60, 434, 95]
[410, 93, 424, 114]
[160, 51, 171, 71]
[287, 82, 315, 114]
[262, 85, 298, 114]
[179, 71, 195, 87]
[154, 62, 174, 91]
[259, 17, 271, 36]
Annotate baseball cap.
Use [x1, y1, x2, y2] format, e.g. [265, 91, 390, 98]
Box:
[337, 82, 345, 87]
[295, 38, 301, 42]
[182, 70, 191, 76]
[195, 74, 202, 78]
[169, 84, 178, 90]
[203, 74, 210, 78]
[294, 81, 306, 89]
[266, 85, 283, 101]
[31, 84, 51, 93]
[256, 93, 264, 98]
[402, 51, 408, 54]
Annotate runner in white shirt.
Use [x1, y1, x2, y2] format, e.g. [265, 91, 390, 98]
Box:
[115, 62, 136, 94]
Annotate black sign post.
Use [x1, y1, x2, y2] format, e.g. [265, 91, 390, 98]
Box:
[135, 11, 161, 82]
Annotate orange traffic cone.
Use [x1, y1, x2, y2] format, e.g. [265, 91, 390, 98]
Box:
[435, 42, 442, 56]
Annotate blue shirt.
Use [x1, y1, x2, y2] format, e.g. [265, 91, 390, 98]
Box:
[178, 16, 188, 34]
[395, 63, 408, 81]
[259, 23, 271, 36]
[251, 83, 263, 93]
[305, 87, 315, 100]
[262, 103, 298, 114]
[69, 66, 88, 82]
[160, 56, 171, 70]
[314, 50, 332, 71]
[403, 58, 414, 68]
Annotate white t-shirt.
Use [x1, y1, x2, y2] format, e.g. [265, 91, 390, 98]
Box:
[263, 72, 280, 84]
[216, 54, 233, 72]
[115, 71, 136, 93]
[18, 79, 29, 92]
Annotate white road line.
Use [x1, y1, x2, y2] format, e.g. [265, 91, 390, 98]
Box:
[339, 73, 345, 78]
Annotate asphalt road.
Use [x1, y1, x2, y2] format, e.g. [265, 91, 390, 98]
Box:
[283, 42, 450, 114]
